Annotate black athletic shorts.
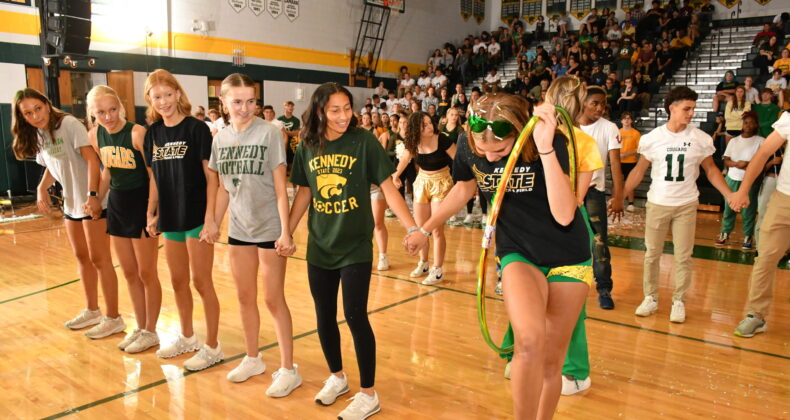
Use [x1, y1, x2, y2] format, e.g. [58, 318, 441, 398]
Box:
[64, 208, 107, 221]
[107, 185, 149, 238]
[228, 236, 276, 249]
[621, 162, 637, 180]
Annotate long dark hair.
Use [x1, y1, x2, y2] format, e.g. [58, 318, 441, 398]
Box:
[12, 88, 67, 159]
[300, 82, 357, 153]
[404, 111, 436, 155]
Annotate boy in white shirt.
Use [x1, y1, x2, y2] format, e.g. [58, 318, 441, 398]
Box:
[766, 69, 787, 105]
[715, 112, 765, 249]
[579, 86, 625, 310]
[431, 68, 448, 90]
[624, 87, 732, 323]
[730, 111, 790, 337]
[385, 90, 399, 113]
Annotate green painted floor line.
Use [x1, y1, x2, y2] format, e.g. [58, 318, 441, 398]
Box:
[586, 316, 790, 361]
[0, 278, 82, 305]
[607, 234, 790, 270]
[41, 288, 441, 419]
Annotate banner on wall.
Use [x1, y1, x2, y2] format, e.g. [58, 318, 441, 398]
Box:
[250, 0, 264, 15]
[461, 0, 473, 21]
[521, 0, 541, 24]
[570, 0, 592, 20]
[267, 0, 283, 18]
[473, 0, 486, 24]
[716, 0, 741, 8]
[0, 0, 31, 5]
[752, 0, 771, 4]
[229, 0, 247, 13]
[501, 0, 521, 24]
[284, 0, 299, 21]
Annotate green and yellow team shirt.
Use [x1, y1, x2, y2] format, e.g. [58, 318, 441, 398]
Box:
[290, 127, 394, 269]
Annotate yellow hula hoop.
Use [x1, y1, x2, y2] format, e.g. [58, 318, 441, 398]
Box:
[476, 106, 578, 354]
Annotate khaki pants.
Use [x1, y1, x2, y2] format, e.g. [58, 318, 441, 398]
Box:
[643, 200, 698, 302]
[747, 190, 790, 317]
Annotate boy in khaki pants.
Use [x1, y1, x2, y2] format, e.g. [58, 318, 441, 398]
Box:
[730, 111, 790, 337]
[624, 86, 732, 323]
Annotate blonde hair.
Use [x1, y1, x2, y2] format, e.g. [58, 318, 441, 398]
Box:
[545, 76, 583, 126]
[144, 69, 192, 122]
[466, 93, 537, 162]
[86, 85, 126, 124]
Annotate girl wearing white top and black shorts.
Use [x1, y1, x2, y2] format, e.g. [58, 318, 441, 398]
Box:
[12, 88, 121, 338]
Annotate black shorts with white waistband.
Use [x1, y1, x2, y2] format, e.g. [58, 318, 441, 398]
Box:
[64, 208, 107, 221]
[107, 185, 150, 238]
[228, 236, 276, 249]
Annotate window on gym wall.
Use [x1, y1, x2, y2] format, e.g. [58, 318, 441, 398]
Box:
[621, 0, 640, 10]
[521, 0, 541, 18]
[595, 0, 618, 10]
[570, 0, 592, 18]
[546, 0, 566, 17]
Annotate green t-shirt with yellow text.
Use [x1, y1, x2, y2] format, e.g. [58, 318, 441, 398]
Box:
[290, 127, 395, 269]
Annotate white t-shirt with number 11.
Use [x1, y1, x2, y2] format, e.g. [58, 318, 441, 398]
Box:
[638, 123, 716, 207]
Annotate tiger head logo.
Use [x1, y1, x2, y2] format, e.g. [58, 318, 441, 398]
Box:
[316, 174, 347, 199]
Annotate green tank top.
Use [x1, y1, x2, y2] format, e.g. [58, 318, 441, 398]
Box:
[97, 122, 148, 190]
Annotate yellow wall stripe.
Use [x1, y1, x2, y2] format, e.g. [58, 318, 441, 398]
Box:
[0, 9, 418, 75]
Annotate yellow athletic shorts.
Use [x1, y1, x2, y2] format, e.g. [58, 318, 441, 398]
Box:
[413, 168, 453, 204]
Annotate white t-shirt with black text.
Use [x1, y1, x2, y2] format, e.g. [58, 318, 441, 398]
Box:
[723, 134, 765, 181]
[638, 124, 716, 206]
[581, 117, 622, 192]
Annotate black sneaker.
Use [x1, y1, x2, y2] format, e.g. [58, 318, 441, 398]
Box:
[598, 291, 615, 310]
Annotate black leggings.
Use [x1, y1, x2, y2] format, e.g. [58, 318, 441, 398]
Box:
[307, 261, 376, 388]
[466, 188, 488, 215]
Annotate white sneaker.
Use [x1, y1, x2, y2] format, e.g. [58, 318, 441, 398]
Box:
[561, 375, 591, 395]
[377, 254, 389, 271]
[184, 342, 224, 371]
[227, 353, 266, 382]
[84, 315, 126, 339]
[495, 280, 503, 296]
[266, 364, 302, 397]
[118, 328, 142, 351]
[670, 300, 686, 323]
[421, 266, 444, 285]
[338, 391, 381, 420]
[125, 330, 160, 353]
[156, 334, 200, 358]
[635, 296, 658, 317]
[409, 261, 429, 278]
[463, 214, 475, 225]
[504, 361, 511, 380]
[64, 309, 102, 330]
[626, 203, 635, 212]
[315, 372, 349, 406]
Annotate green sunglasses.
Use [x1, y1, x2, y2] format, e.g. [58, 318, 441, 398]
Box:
[468, 113, 514, 139]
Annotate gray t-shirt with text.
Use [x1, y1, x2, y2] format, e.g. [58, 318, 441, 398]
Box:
[209, 118, 286, 242]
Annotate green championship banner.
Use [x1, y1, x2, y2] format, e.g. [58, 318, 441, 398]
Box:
[461, 0, 473, 21]
[570, 0, 592, 20]
[474, 0, 486, 24]
[502, 0, 521, 24]
[521, 0, 542, 24]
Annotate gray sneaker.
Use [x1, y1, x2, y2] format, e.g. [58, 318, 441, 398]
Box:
[734, 314, 766, 338]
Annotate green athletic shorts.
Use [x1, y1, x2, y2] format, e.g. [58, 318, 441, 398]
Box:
[499, 253, 593, 287]
[162, 224, 203, 242]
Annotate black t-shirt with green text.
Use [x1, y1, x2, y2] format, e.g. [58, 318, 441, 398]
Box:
[290, 127, 395, 269]
[453, 132, 591, 267]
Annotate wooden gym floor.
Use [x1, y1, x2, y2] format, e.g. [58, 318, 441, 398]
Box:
[0, 205, 788, 419]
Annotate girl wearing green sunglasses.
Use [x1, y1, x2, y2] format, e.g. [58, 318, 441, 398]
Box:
[404, 90, 592, 419]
